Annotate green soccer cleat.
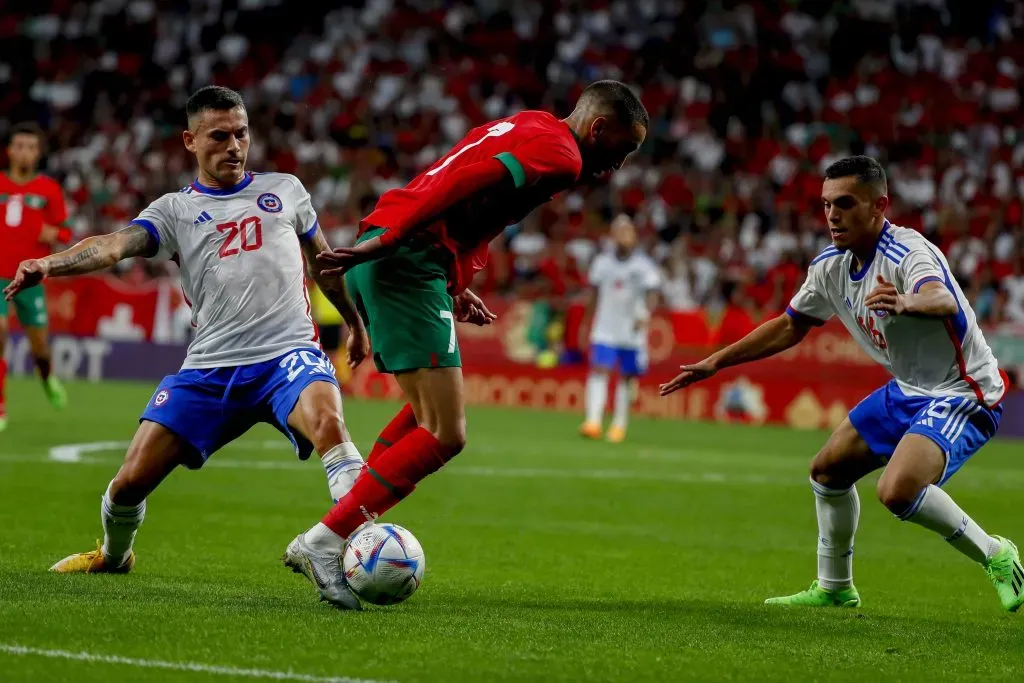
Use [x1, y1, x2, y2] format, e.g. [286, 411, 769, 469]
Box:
[764, 580, 861, 607]
[0, 414, 6, 432]
[984, 536, 1024, 613]
[44, 375, 67, 410]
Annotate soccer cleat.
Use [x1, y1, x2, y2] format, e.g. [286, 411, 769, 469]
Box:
[764, 580, 861, 607]
[49, 541, 134, 574]
[282, 534, 362, 611]
[0, 411, 6, 433]
[606, 425, 626, 443]
[579, 421, 602, 440]
[44, 376, 67, 410]
[984, 536, 1024, 613]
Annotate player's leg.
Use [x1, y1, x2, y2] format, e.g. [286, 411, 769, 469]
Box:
[308, 367, 465, 547]
[284, 376, 365, 503]
[368, 402, 418, 464]
[0, 310, 8, 431]
[50, 420, 191, 573]
[607, 348, 645, 443]
[18, 284, 65, 409]
[764, 416, 882, 607]
[877, 398, 1021, 611]
[581, 344, 615, 438]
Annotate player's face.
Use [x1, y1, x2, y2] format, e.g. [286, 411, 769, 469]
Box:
[821, 177, 887, 250]
[6, 133, 42, 172]
[611, 217, 637, 254]
[183, 107, 250, 186]
[581, 118, 646, 183]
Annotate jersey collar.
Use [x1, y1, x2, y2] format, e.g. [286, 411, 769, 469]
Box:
[848, 219, 891, 282]
[190, 172, 253, 196]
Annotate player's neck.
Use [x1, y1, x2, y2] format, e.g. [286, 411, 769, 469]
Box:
[848, 220, 886, 265]
[196, 169, 246, 189]
[5, 167, 37, 184]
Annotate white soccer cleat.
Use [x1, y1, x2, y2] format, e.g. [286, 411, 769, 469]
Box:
[282, 534, 362, 611]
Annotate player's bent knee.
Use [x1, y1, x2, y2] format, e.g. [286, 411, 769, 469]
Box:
[876, 475, 921, 516]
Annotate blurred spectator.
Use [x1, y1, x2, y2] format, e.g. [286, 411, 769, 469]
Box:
[1, 0, 1021, 327]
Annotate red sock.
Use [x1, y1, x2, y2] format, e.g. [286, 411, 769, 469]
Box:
[322, 427, 455, 538]
[368, 403, 418, 465]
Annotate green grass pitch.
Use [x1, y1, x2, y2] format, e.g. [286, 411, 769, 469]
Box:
[0, 378, 1021, 682]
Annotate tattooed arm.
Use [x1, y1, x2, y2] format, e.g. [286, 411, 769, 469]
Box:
[3, 224, 156, 300]
[299, 229, 370, 368]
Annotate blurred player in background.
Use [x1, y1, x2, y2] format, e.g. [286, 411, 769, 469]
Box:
[283, 80, 648, 610]
[5, 86, 371, 580]
[661, 156, 1022, 613]
[0, 122, 73, 430]
[580, 214, 660, 443]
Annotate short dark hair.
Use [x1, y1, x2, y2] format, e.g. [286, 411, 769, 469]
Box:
[186, 85, 245, 125]
[579, 80, 650, 131]
[7, 121, 44, 146]
[824, 155, 887, 196]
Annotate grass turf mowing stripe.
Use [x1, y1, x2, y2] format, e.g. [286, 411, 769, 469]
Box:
[0, 644, 391, 683]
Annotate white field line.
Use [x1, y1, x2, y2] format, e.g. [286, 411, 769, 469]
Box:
[0, 644, 390, 683]
[17, 441, 796, 487]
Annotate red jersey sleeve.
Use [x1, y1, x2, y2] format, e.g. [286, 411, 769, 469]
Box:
[494, 133, 582, 188]
[43, 178, 69, 226]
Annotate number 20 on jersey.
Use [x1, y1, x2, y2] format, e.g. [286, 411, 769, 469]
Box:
[217, 216, 263, 258]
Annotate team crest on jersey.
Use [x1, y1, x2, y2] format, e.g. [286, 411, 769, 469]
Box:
[154, 389, 170, 407]
[257, 193, 283, 213]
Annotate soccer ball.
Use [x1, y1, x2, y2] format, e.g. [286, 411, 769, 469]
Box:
[342, 523, 425, 605]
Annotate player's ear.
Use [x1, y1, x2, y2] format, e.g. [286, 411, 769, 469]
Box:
[182, 129, 197, 154]
[590, 116, 607, 140]
[874, 193, 889, 216]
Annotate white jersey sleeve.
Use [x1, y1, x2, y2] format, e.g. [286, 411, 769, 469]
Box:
[896, 242, 946, 294]
[786, 252, 837, 326]
[587, 252, 611, 286]
[131, 193, 181, 260]
[291, 177, 319, 240]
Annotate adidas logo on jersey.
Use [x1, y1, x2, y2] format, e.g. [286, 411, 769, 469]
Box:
[194, 211, 214, 225]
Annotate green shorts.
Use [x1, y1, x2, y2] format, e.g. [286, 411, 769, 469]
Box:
[346, 228, 461, 374]
[0, 279, 47, 328]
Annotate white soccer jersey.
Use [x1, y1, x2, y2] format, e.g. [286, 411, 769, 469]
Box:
[132, 172, 320, 369]
[787, 221, 1005, 406]
[588, 249, 661, 349]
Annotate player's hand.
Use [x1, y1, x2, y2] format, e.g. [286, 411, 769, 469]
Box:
[453, 289, 497, 326]
[317, 236, 386, 276]
[38, 225, 61, 245]
[659, 359, 718, 396]
[3, 259, 49, 300]
[345, 322, 370, 369]
[865, 275, 907, 315]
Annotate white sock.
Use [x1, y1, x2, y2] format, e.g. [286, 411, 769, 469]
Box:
[899, 484, 1001, 564]
[303, 522, 346, 554]
[811, 478, 860, 591]
[101, 482, 145, 567]
[611, 379, 632, 430]
[585, 373, 609, 425]
[321, 442, 365, 503]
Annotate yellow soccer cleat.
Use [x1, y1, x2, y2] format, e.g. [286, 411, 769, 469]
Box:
[579, 421, 602, 440]
[606, 425, 627, 443]
[49, 541, 134, 574]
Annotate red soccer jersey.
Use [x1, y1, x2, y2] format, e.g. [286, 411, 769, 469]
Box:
[361, 111, 583, 293]
[0, 172, 69, 279]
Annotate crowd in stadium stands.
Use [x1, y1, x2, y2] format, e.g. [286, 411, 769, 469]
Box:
[3, 0, 1024, 341]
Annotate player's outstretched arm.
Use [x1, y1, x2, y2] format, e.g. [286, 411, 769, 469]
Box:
[865, 276, 957, 318]
[3, 224, 155, 301]
[659, 314, 812, 396]
[300, 229, 370, 368]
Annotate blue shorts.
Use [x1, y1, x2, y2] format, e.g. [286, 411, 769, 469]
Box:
[140, 347, 339, 468]
[590, 343, 647, 377]
[849, 380, 1002, 485]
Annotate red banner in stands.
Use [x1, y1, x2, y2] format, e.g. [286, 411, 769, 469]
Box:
[7, 276, 184, 343]
[344, 298, 892, 430]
